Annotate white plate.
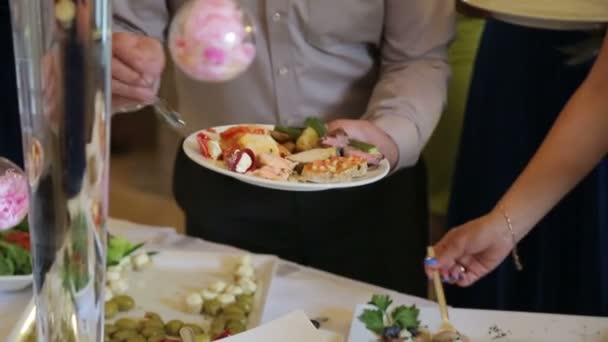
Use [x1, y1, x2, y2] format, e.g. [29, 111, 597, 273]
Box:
[348, 304, 608, 342]
[0, 274, 33, 292]
[463, 0, 608, 30]
[8, 251, 278, 341]
[183, 124, 390, 192]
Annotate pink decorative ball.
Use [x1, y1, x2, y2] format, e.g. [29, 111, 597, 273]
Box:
[169, 0, 256, 82]
[0, 158, 29, 231]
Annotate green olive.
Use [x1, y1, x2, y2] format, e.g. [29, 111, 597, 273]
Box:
[105, 324, 118, 335]
[223, 304, 246, 316]
[140, 327, 165, 338]
[115, 318, 139, 330]
[222, 313, 247, 326]
[113, 295, 136, 312]
[147, 336, 165, 342]
[182, 323, 204, 335]
[235, 301, 252, 314]
[236, 294, 253, 306]
[227, 321, 246, 334]
[164, 319, 184, 336]
[105, 301, 119, 319]
[210, 318, 226, 337]
[195, 333, 211, 342]
[111, 329, 138, 340]
[125, 336, 146, 342]
[142, 319, 164, 330]
[144, 312, 162, 322]
[203, 299, 222, 316]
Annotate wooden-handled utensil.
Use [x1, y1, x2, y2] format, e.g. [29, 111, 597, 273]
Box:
[427, 246, 469, 342]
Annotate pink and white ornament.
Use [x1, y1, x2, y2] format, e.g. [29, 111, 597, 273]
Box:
[0, 158, 29, 231]
[168, 0, 256, 82]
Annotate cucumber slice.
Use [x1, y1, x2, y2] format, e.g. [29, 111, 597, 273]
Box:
[304, 117, 328, 137]
[348, 139, 380, 154]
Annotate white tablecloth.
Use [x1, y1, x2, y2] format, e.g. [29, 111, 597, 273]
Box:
[0, 218, 434, 340]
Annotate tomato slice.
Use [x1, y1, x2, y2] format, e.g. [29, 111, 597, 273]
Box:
[219, 126, 266, 140]
[5, 231, 31, 250]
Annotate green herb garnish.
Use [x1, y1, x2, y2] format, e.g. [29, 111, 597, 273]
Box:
[358, 294, 421, 339]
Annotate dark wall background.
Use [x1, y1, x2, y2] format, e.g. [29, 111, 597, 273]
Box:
[0, 0, 23, 167]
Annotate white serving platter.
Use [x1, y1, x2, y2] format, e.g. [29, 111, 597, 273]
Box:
[183, 124, 390, 192]
[348, 304, 608, 342]
[0, 274, 33, 293]
[8, 250, 278, 341]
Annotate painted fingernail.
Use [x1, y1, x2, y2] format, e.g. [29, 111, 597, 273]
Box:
[441, 275, 451, 283]
[424, 257, 437, 266]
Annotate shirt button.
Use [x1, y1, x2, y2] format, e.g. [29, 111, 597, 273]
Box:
[278, 67, 289, 76]
[272, 12, 282, 22]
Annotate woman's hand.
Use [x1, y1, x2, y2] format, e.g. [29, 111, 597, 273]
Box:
[425, 211, 515, 287]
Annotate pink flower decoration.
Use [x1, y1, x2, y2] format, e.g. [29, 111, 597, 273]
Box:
[203, 47, 226, 65]
[0, 169, 29, 230]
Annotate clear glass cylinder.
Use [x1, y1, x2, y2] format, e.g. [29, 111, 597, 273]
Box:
[9, 0, 111, 340]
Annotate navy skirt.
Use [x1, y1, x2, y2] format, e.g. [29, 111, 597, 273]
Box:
[447, 20, 608, 316]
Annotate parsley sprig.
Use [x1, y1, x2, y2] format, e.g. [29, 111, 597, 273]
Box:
[358, 294, 421, 338]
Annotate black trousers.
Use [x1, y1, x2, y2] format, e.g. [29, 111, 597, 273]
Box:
[173, 145, 429, 297]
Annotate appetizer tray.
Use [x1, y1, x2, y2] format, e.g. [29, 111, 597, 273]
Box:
[349, 303, 608, 342]
[8, 250, 278, 342]
[462, 0, 608, 30]
[183, 123, 390, 192]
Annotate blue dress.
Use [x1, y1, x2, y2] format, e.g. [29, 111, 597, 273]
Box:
[0, 1, 23, 167]
[447, 20, 608, 316]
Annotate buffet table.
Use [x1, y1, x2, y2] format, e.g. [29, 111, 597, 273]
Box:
[0, 218, 434, 340]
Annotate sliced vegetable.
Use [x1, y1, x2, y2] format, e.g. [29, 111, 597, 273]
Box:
[282, 141, 296, 153]
[270, 130, 291, 143]
[220, 126, 266, 140]
[274, 125, 303, 140]
[349, 139, 381, 155]
[226, 149, 256, 173]
[295, 126, 320, 151]
[286, 148, 337, 163]
[304, 117, 328, 137]
[0, 240, 31, 275]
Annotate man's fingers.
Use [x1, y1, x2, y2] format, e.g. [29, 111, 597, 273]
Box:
[112, 57, 150, 86]
[113, 33, 165, 77]
[112, 78, 156, 103]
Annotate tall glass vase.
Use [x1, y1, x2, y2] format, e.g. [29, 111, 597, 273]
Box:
[9, 0, 111, 340]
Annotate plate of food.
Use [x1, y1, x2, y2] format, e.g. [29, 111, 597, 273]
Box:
[0, 220, 33, 292]
[10, 248, 279, 342]
[182, 118, 390, 191]
[349, 294, 608, 342]
[461, 0, 608, 30]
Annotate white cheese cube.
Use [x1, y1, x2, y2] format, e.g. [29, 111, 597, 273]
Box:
[239, 255, 252, 266]
[110, 279, 128, 295]
[207, 140, 222, 160]
[238, 277, 257, 294]
[106, 270, 121, 282]
[118, 256, 133, 270]
[107, 265, 122, 274]
[225, 285, 244, 296]
[210, 281, 227, 293]
[185, 292, 204, 314]
[104, 286, 114, 302]
[218, 293, 236, 306]
[234, 264, 254, 279]
[132, 252, 150, 270]
[200, 289, 219, 301]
